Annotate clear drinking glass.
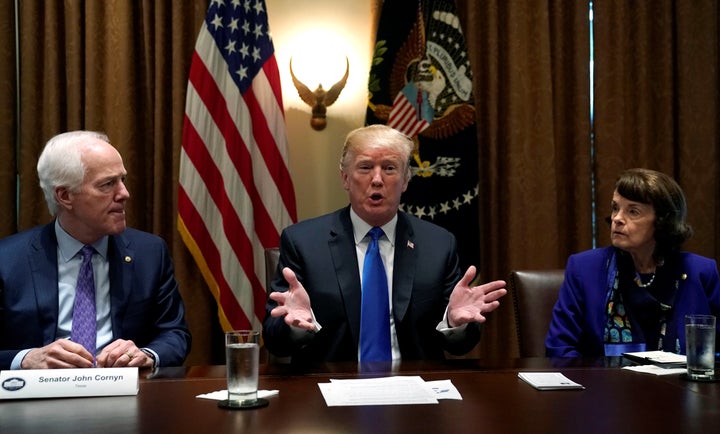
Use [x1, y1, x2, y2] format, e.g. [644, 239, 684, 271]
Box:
[223, 330, 261, 407]
[685, 314, 716, 380]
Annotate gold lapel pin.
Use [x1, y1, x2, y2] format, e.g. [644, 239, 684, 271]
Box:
[124, 256, 132, 263]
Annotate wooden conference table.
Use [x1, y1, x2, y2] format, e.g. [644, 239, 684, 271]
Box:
[2, 357, 719, 433]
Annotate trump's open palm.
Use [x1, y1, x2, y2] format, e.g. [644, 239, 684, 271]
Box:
[447, 266, 507, 327]
[269, 267, 315, 330]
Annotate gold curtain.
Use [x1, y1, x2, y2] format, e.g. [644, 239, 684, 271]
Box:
[0, 0, 17, 238]
[456, 0, 592, 358]
[593, 1, 720, 257]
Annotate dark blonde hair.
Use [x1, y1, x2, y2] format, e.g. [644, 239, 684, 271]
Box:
[613, 168, 693, 256]
[339, 125, 414, 181]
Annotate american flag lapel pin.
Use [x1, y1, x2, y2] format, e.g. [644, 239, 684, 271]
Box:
[407, 240, 414, 249]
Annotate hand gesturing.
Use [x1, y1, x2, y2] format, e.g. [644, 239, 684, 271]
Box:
[447, 266, 507, 327]
[269, 267, 315, 330]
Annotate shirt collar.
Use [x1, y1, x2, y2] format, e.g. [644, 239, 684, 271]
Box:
[349, 208, 397, 247]
[54, 219, 109, 262]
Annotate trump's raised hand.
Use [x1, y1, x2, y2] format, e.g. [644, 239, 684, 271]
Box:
[447, 266, 507, 327]
[269, 267, 315, 331]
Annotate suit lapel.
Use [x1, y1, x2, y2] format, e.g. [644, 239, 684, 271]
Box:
[328, 207, 363, 345]
[29, 223, 61, 343]
[107, 232, 133, 337]
[392, 213, 416, 323]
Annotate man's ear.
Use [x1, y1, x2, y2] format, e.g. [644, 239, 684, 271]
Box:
[341, 170, 350, 191]
[55, 186, 73, 211]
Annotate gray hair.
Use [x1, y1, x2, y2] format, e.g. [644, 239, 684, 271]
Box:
[339, 124, 414, 181]
[37, 130, 110, 216]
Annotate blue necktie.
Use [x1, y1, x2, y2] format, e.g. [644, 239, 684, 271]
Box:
[360, 227, 391, 362]
[71, 245, 97, 358]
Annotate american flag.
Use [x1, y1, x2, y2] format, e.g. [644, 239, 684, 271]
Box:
[178, 0, 296, 331]
[387, 81, 433, 137]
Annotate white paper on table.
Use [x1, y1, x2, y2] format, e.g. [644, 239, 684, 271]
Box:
[623, 350, 687, 365]
[319, 376, 439, 406]
[518, 372, 585, 390]
[196, 390, 279, 400]
[424, 379, 463, 400]
[622, 365, 687, 376]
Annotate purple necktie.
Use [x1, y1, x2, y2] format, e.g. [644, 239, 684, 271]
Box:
[71, 245, 97, 358]
[360, 227, 391, 362]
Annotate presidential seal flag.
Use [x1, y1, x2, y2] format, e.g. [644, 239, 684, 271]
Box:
[367, 0, 479, 269]
[178, 0, 297, 331]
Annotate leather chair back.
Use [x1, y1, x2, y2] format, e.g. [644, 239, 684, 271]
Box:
[509, 269, 565, 357]
[264, 247, 280, 295]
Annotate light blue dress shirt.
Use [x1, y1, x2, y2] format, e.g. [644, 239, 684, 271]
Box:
[11, 221, 112, 368]
[11, 220, 158, 369]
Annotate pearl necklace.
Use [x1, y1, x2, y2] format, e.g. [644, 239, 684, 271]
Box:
[634, 272, 655, 288]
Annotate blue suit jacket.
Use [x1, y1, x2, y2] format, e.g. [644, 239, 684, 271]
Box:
[0, 222, 191, 369]
[262, 207, 481, 364]
[546, 246, 720, 357]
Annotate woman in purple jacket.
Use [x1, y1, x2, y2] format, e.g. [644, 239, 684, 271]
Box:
[546, 168, 720, 357]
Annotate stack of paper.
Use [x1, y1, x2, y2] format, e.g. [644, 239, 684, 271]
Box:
[622, 365, 687, 376]
[317, 376, 462, 406]
[517, 372, 585, 390]
[622, 350, 686, 367]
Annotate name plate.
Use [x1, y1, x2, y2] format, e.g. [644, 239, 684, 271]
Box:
[0, 367, 138, 399]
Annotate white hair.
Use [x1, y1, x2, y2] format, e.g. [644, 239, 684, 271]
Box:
[36, 130, 110, 216]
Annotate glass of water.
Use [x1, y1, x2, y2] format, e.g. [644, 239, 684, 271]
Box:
[219, 330, 268, 409]
[685, 314, 716, 380]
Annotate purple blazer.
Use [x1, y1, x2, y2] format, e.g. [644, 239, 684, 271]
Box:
[546, 246, 720, 357]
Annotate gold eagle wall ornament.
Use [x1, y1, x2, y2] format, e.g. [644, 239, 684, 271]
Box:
[289, 56, 349, 131]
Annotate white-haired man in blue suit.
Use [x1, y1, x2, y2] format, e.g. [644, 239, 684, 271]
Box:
[0, 131, 190, 370]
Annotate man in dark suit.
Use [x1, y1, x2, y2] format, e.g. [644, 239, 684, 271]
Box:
[263, 125, 506, 364]
[0, 131, 190, 370]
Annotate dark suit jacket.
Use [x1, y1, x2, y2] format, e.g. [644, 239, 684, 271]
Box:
[0, 222, 191, 369]
[263, 206, 480, 364]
